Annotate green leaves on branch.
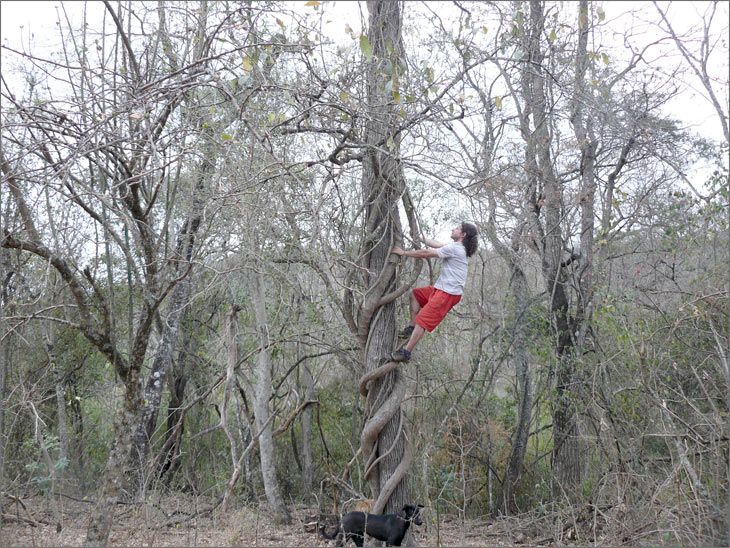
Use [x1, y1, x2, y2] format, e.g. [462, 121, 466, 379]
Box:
[358, 32, 408, 101]
[424, 66, 434, 85]
[360, 34, 373, 60]
[578, 5, 604, 30]
[510, 9, 524, 37]
[515, 10, 524, 27]
[267, 112, 286, 124]
[422, 66, 437, 97]
[586, 50, 610, 65]
[579, 8, 589, 30]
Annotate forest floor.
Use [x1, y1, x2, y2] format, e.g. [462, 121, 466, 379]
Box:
[1, 493, 659, 546]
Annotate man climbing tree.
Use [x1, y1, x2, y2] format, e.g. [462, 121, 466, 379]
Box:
[390, 222, 479, 362]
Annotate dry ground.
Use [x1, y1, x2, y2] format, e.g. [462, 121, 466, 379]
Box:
[0, 493, 663, 546]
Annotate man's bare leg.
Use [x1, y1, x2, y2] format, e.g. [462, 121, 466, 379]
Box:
[409, 290, 421, 324]
[392, 291, 425, 361]
[398, 291, 421, 339]
[405, 324, 426, 353]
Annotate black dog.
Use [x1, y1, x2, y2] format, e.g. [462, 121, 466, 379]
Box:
[320, 504, 424, 546]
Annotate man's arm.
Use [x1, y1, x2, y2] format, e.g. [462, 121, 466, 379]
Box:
[423, 238, 446, 248]
[391, 246, 439, 259]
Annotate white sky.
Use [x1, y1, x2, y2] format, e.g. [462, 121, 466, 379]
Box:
[603, 1, 729, 142]
[2, 0, 725, 141]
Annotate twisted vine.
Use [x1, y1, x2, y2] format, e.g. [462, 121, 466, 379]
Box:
[346, 0, 425, 515]
[359, 359, 410, 513]
[352, 186, 424, 512]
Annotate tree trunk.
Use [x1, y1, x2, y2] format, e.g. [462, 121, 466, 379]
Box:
[301, 364, 315, 498]
[44, 327, 70, 482]
[55, 381, 70, 471]
[0, 334, 6, 496]
[0, 254, 11, 506]
[357, 0, 411, 517]
[155, 307, 198, 486]
[502, 251, 532, 514]
[221, 305, 244, 511]
[298, 304, 315, 500]
[85, 371, 142, 545]
[523, 0, 583, 495]
[553, 0, 599, 497]
[128, 1, 212, 492]
[156, 356, 188, 485]
[571, 0, 598, 351]
[250, 271, 291, 523]
[130, 142, 212, 491]
[67, 373, 87, 493]
[130, 275, 192, 492]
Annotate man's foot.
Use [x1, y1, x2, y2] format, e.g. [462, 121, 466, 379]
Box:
[390, 348, 412, 362]
[398, 325, 415, 340]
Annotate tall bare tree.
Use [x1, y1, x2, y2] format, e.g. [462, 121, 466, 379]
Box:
[653, 1, 729, 143]
[348, 0, 418, 515]
[0, 1, 243, 542]
[250, 270, 292, 523]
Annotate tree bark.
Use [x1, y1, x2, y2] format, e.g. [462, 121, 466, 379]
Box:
[44, 326, 70, 479]
[221, 305, 243, 511]
[250, 271, 291, 523]
[66, 372, 87, 493]
[155, 326, 190, 485]
[477, 59, 534, 514]
[522, 0, 583, 495]
[128, 9, 214, 488]
[298, 303, 315, 500]
[85, 371, 142, 545]
[571, 0, 599, 352]
[0, 252, 11, 505]
[502, 242, 532, 514]
[357, 0, 412, 517]
[130, 233, 199, 492]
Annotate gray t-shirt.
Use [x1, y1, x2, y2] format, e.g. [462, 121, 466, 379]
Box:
[434, 242, 468, 295]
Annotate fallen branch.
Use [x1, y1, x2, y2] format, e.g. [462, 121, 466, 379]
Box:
[1, 512, 39, 527]
[1, 492, 38, 526]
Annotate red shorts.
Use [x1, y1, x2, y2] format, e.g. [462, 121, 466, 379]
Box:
[413, 286, 461, 332]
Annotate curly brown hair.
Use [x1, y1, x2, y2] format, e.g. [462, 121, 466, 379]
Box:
[461, 222, 479, 257]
